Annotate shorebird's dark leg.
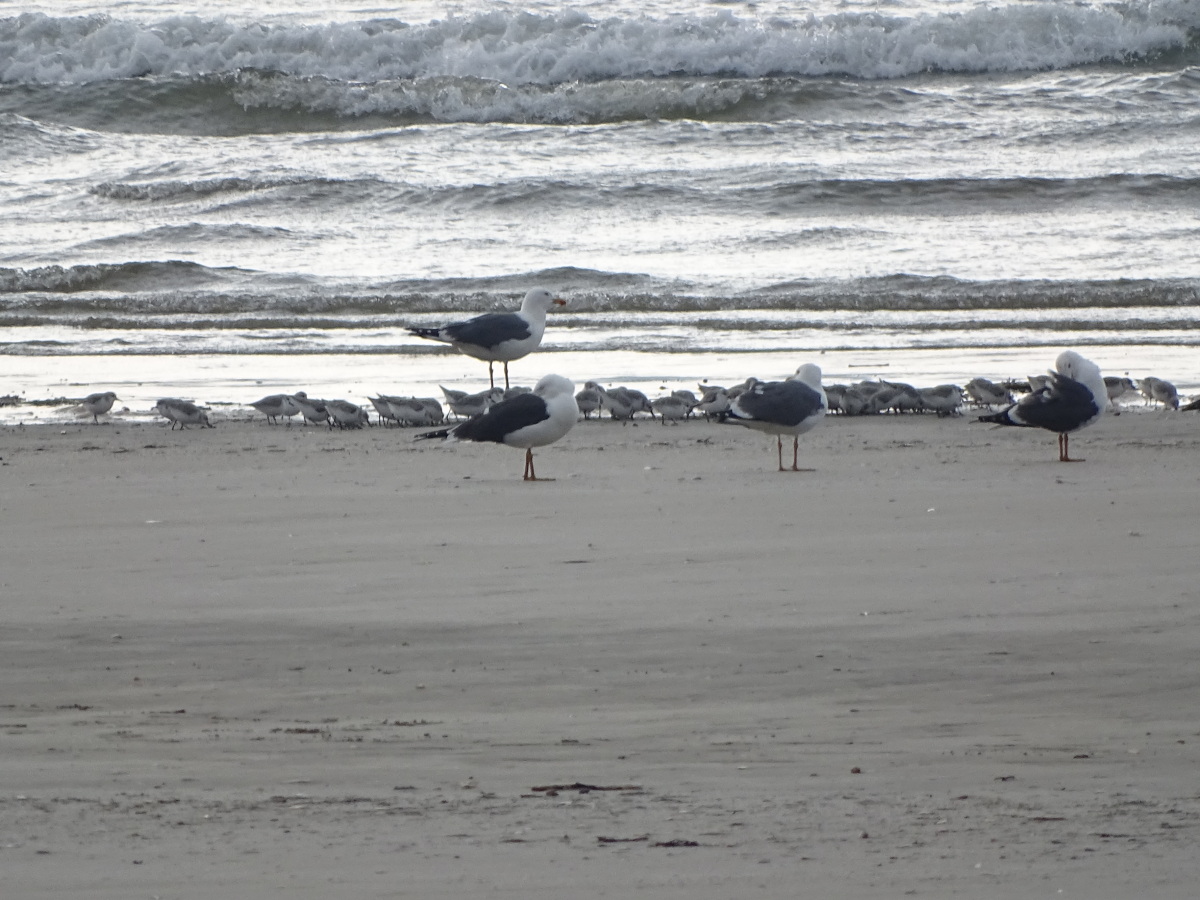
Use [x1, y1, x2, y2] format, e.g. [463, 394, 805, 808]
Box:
[777, 436, 785, 472]
[503, 362, 511, 391]
[488, 361, 495, 389]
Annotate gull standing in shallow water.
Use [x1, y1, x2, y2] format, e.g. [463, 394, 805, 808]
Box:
[406, 288, 566, 390]
[416, 374, 577, 481]
[724, 364, 827, 472]
[976, 350, 1105, 462]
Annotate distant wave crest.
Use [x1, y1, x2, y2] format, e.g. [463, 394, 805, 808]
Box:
[4, 265, 1199, 319]
[2, 4, 1194, 87]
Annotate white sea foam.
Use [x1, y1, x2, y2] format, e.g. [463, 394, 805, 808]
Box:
[2, 3, 1194, 85]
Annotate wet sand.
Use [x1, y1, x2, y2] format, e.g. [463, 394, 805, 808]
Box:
[2, 408, 1198, 898]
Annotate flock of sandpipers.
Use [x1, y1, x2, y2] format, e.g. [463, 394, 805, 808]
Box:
[25, 287, 1200, 479]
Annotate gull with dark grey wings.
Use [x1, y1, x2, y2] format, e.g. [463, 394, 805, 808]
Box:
[724, 364, 827, 472]
[416, 374, 577, 481]
[976, 350, 1105, 462]
[407, 288, 565, 390]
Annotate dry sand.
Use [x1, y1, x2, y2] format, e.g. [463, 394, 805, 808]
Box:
[2, 408, 1199, 898]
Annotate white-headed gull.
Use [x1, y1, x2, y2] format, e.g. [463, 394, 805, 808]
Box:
[724, 364, 827, 472]
[417, 374, 577, 481]
[976, 350, 1105, 462]
[407, 289, 566, 390]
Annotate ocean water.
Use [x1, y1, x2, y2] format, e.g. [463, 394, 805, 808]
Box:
[2, 0, 1199, 421]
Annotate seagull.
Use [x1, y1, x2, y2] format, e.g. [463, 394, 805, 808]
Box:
[407, 289, 566, 390]
[249, 393, 301, 425]
[724, 364, 827, 472]
[81, 391, 119, 424]
[976, 350, 1105, 462]
[416, 374, 578, 481]
[154, 398, 213, 430]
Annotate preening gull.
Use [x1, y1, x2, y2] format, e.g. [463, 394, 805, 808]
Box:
[976, 350, 1105, 462]
[407, 289, 566, 390]
[81, 391, 119, 424]
[724, 364, 827, 471]
[417, 374, 578, 481]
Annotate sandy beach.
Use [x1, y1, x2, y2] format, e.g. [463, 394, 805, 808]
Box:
[2, 407, 1199, 898]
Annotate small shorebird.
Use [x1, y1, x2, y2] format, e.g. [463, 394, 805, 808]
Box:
[249, 393, 301, 425]
[407, 288, 566, 390]
[651, 394, 691, 424]
[1138, 376, 1179, 410]
[724, 364, 827, 472]
[325, 399, 370, 429]
[976, 350, 1105, 462]
[1103, 375, 1137, 410]
[918, 384, 964, 417]
[965, 377, 1013, 408]
[291, 392, 330, 427]
[417, 374, 578, 481]
[383, 396, 444, 427]
[440, 386, 503, 420]
[81, 391, 119, 423]
[693, 387, 730, 421]
[574, 383, 604, 419]
[154, 398, 213, 430]
[596, 385, 654, 422]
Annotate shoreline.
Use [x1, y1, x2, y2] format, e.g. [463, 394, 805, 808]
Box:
[2, 343, 1197, 426]
[3, 411, 1199, 897]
